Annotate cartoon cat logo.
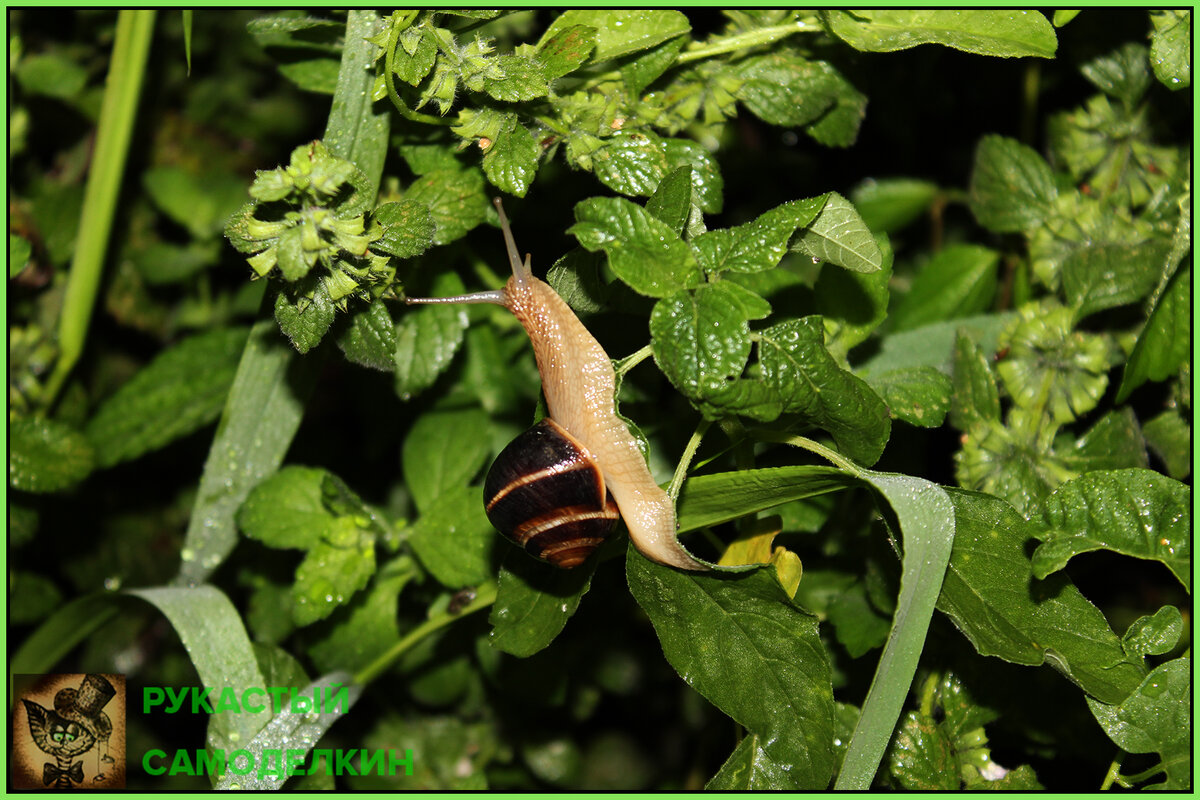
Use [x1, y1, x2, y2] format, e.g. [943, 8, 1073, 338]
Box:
[13, 674, 125, 789]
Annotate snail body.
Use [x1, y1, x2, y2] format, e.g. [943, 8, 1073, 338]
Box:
[407, 199, 709, 571]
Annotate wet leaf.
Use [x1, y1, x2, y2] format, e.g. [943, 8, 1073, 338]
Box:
[9, 416, 94, 493]
[825, 10, 1056, 58]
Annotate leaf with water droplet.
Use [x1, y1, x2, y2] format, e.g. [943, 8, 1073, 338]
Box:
[293, 517, 376, 626]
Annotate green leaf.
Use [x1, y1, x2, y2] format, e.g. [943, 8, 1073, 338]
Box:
[1086, 658, 1191, 789]
[407, 484, 495, 589]
[662, 138, 724, 214]
[394, 272, 469, 400]
[677, 465, 849, 533]
[488, 550, 597, 657]
[890, 244, 999, 332]
[859, 313, 1013, 380]
[535, 24, 596, 80]
[335, 301, 396, 371]
[1057, 408, 1148, 473]
[1062, 241, 1169, 321]
[866, 367, 951, 428]
[292, 517, 376, 626]
[826, 582, 890, 657]
[393, 25, 437, 86]
[627, 559, 835, 790]
[949, 332, 1001, 430]
[10, 233, 32, 277]
[131, 240, 218, 285]
[482, 55, 550, 102]
[246, 14, 343, 50]
[16, 51, 89, 100]
[539, 10, 691, 62]
[12, 593, 119, 674]
[1149, 10, 1191, 90]
[814, 235, 892, 356]
[143, 165, 248, 240]
[482, 120, 539, 197]
[850, 178, 938, 234]
[546, 249, 610, 314]
[308, 556, 419, 674]
[1122, 606, 1183, 659]
[650, 284, 751, 403]
[1034, 469, 1190, 593]
[619, 33, 687, 94]
[793, 192, 882, 274]
[1117, 264, 1190, 402]
[1142, 410, 1191, 480]
[404, 168, 489, 246]
[85, 327, 250, 468]
[937, 488, 1146, 705]
[645, 165, 692, 235]
[1081, 42, 1150, 106]
[569, 196, 702, 297]
[708, 733, 797, 790]
[278, 57, 340, 95]
[401, 408, 492, 513]
[887, 712, 958, 789]
[758, 318, 891, 465]
[9, 416, 94, 493]
[693, 197, 823, 275]
[371, 199, 436, 259]
[274, 280, 336, 354]
[968, 134, 1057, 233]
[591, 131, 671, 198]
[825, 10, 1056, 58]
[237, 465, 332, 551]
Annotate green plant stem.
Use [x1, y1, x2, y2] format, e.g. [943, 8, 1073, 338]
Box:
[44, 10, 155, 408]
[614, 343, 655, 378]
[354, 579, 498, 686]
[758, 430, 863, 476]
[668, 418, 711, 501]
[675, 21, 820, 65]
[384, 11, 456, 126]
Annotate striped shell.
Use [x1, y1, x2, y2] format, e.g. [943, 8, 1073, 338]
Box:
[483, 418, 620, 568]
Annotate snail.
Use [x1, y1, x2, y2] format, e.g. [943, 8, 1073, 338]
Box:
[406, 198, 709, 571]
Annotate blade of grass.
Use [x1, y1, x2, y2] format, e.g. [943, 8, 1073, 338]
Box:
[44, 10, 156, 407]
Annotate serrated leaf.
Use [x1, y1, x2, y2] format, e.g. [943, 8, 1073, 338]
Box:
[949, 331, 1001, 430]
[591, 131, 670, 198]
[404, 168, 489, 246]
[1149, 10, 1191, 90]
[650, 284, 752, 401]
[236, 465, 330, 550]
[887, 712, 958, 789]
[1086, 658, 1191, 789]
[372, 199, 436, 259]
[335, 301, 396, 371]
[697, 378, 784, 422]
[292, 518, 376, 626]
[1081, 42, 1150, 106]
[407, 484, 495, 589]
[274, 280, 336, 354]
[661, 138, 724, 214]
[793, 192, 882, 273]
[814, 235, 892, 356]
[539, 10, 690, 62]
[9, 416, 95, 493]
[825, 10, 1056, 58]
[758, 317, 891, 465]
[866, 367, 951, 428]
[1034, 469, 1190, 593]
[85, 327, 250, 468]
[968, 134, 1057, 233]
[620, 33, 687, 94]
[569, 196, 702, 297]
[627, 559, 835, 789]
[307, 556, 419, 674]
[535, 23, 596, 80]
[482, 121, 539, 197]
[731, 53, 843, 129]
[1058, 408, 1147, 473]
[483, 55, 550, 102]
[859, 313, 1013, 380]
[937, 488, 1146, 705]
[1062, 241, 1169, 321]
[393, 27, 437, 85]
[890, 244, 999, 332]
[645, 165, 692, 234]
[401, 408, 492, 513]
[488, 549, 597, 657]
[693, 198, 822, 275]
[850, 178, 938, 234]
[395, 273, 469, 400]
[1117, 264, 1190, 402]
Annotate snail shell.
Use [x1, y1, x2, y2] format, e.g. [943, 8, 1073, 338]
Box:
[484, 418, 620, 568]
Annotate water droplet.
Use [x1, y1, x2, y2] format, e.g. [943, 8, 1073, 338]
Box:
[181, 548, 195, 562]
